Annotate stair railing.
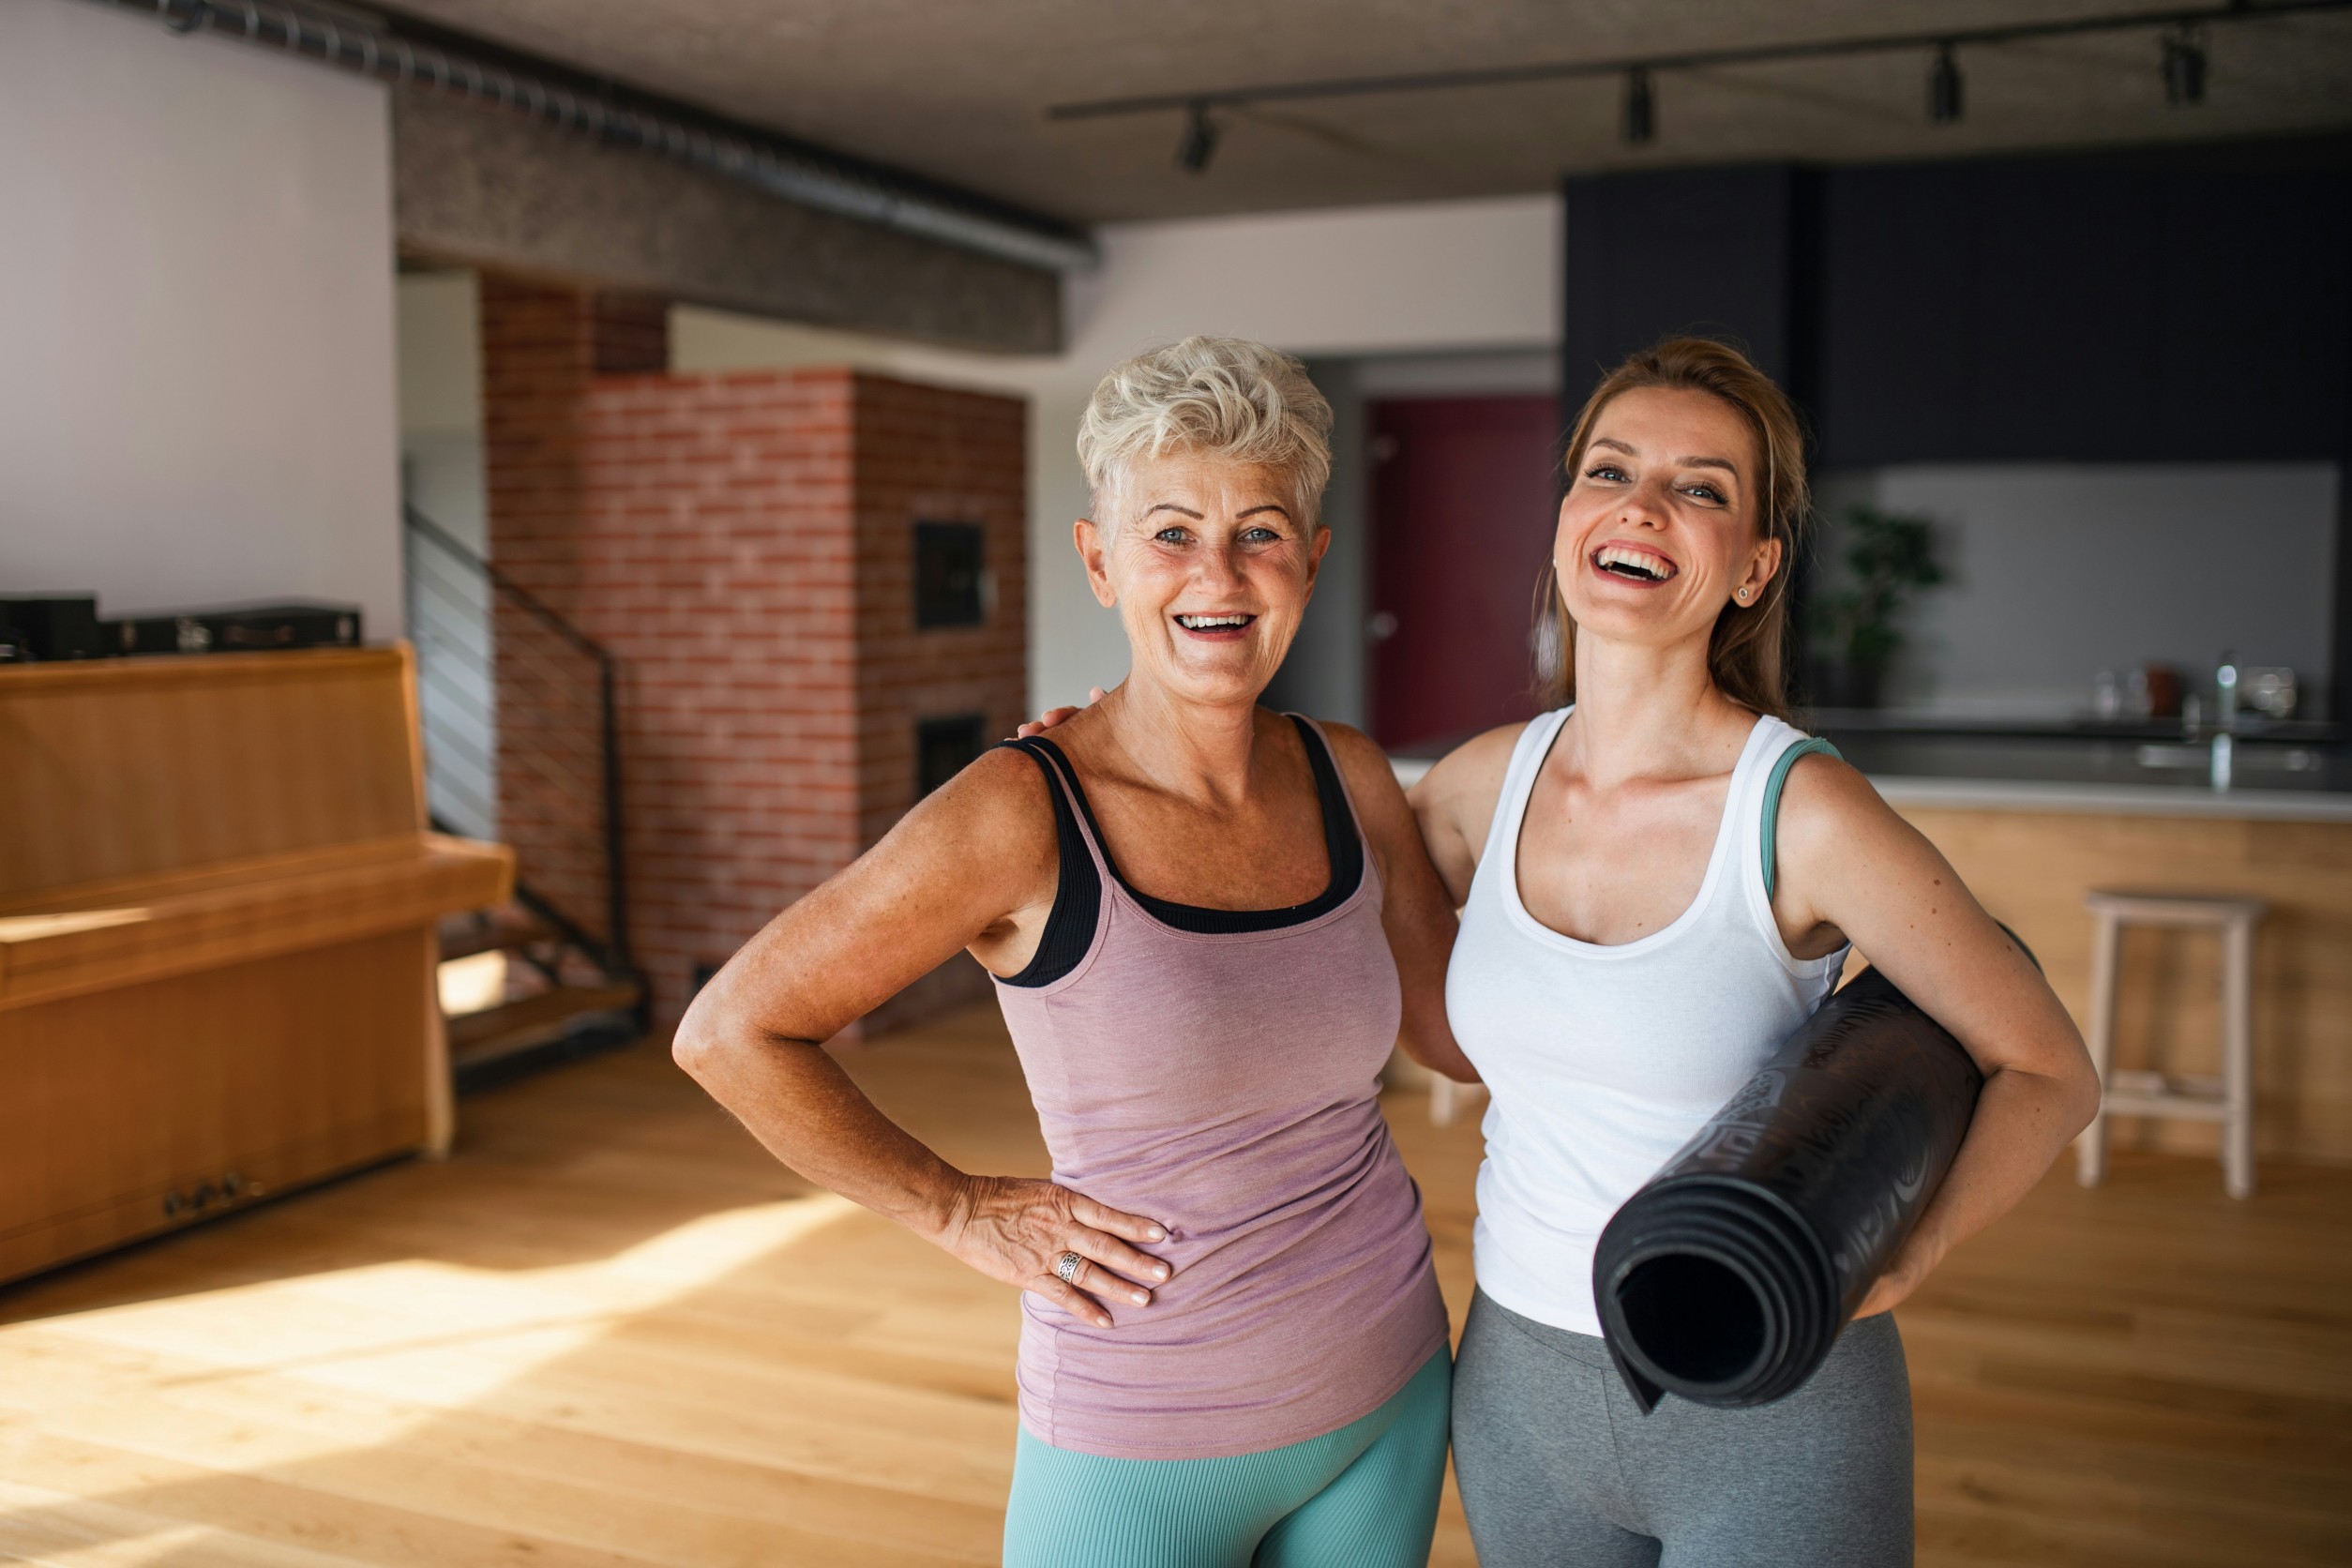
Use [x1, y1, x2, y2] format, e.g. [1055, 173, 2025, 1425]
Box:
[402, 505, 635, 984]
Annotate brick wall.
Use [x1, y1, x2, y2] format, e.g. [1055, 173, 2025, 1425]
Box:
[479, 280, 1027, 1029]
[846, 374, 1028, 1031]
[479, 279, 611, 953]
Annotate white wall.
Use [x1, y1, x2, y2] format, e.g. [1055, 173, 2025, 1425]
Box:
[1816, 463, 2340, 717]
[398, 273, 490, 550]
[1063, 198, 1560, 362]
[399, 277, 484, 445]
[672, 193, 1561, 712]
[396, 272, 500, 835]
[0, 0, 401, 637]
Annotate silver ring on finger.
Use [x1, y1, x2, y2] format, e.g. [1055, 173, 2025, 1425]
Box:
[1055, 1250, 1084, 1286]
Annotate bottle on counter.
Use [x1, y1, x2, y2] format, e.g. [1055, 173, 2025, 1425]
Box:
[2131, 664, 2183, 720]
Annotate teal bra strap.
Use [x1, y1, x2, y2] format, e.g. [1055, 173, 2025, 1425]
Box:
[1761, 737, 1842, 902]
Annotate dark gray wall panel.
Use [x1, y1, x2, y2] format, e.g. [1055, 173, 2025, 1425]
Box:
[1560, 166, 1804, 404]
[1817, 153, 2349, 466]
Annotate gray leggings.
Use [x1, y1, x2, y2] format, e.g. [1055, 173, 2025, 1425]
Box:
[1452, 1289, 1913, 1567]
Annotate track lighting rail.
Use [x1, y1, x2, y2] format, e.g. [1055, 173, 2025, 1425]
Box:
[1048, 1, 2351, 123]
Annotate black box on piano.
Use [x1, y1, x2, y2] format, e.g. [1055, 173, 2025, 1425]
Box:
[109, 601, 364, 656]
[0, 596, 106, 662]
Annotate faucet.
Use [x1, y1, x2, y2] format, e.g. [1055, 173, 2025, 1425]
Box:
[2210, 651, 2238, 790]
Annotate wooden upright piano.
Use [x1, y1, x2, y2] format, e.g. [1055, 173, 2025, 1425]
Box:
[0, 646, 512, 1285]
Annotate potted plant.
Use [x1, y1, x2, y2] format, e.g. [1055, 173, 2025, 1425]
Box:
[1809, 505, 1944, 710]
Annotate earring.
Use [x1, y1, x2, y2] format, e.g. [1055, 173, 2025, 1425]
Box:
[1736, 587, 1753, 603]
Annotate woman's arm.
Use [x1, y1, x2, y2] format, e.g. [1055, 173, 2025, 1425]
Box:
[672, 748, 1171, 1329]
[1773, 757, 2102, 1317]
[1323, 724, 1479, 1082]
[1407, 723, 1525, 906]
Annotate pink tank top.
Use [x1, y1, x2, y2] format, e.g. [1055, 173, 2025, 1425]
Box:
[991, 719, 1448, 1460]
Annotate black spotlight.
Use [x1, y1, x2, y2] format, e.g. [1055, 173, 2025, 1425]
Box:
[1624, 67, 1655, 145]
[1176, 100, 1220, 174]
[1928, 43, 1964, 124]
[2164, 26, 2208, 106]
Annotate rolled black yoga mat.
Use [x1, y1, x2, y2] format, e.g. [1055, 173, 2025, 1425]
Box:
[1593, 964, 1985, 1413]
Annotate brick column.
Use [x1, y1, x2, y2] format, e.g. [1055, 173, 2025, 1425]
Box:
[478, 275, 1026, 1028]
[578, 368, 866, 1022]
[851, 376, 1028, 1030]
[478, 279, 610, 951]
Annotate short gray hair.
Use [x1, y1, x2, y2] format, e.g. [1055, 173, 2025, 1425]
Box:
[1077, 337, 1334, 531]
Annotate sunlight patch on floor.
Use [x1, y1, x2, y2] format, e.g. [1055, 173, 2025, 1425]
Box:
[0, 1195, 860, 1551]
[0, 1478, 354, 1567]
[32, 1194, 854, 1373]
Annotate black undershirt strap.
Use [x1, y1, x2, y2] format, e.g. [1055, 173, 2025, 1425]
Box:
[994, 739, 1102, 988]
[1028, 716, 1364, 936]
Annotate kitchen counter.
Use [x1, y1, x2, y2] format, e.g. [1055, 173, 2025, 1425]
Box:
[1866, 776, 2352, 822]
[1390, 735, 2352, 822]
[1807, 707, 2344, 744]
[1821, 727, 2352, 804]
[1389, 754, 2352, 822]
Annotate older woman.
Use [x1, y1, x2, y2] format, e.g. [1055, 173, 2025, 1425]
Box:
[674, 337, 1477, 1568]
[1414, 338, 2100, 1565]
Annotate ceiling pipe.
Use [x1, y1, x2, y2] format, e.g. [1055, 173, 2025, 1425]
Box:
[103, 0, 1099, 273]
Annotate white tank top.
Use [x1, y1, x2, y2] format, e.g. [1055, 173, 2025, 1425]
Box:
[1447, 706, 1849, 1336]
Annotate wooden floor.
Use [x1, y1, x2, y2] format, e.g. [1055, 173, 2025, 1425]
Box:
[2, 1004, 2346, 1567]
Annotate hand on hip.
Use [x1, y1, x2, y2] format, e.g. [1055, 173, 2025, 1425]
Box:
[940, 1174, 1170, 1328]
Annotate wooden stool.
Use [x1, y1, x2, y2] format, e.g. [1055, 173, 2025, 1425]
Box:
[2077, 890, 2266, 1199]
[1431, 1075, 1487, 1127]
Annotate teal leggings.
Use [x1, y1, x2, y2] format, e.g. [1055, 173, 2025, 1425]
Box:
[1003, 1349, 1452, 1568]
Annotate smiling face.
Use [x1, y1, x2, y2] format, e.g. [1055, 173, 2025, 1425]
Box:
[1078, 449, 1327, 709]
[1555, 384, 1782, 656]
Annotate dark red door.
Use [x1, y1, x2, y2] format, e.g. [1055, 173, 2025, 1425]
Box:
[1368, 396, 1562, 752]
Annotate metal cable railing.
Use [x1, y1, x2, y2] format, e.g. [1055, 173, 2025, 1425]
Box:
[403, 505, 633, 979]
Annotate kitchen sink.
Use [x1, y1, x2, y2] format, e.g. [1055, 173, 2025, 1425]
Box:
[2135, 743, 2322, 774]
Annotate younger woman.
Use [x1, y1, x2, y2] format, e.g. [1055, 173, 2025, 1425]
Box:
[1414, 338, 2098, 1566]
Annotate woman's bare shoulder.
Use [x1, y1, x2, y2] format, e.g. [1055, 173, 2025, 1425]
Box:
[1772, 749, 1921, 898]
[1305, 716, 1404, 791]
[1404, 721, 1535, 882]
[882, 741, 1061, 883]
[1299, 716, 1522, 807]
[1775, 749, 1892, 840]
[1295, 717, 1419, 839]
[1414, 720, 1531, 806]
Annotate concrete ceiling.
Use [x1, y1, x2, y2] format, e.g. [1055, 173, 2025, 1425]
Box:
[382, 1, 2352, 224]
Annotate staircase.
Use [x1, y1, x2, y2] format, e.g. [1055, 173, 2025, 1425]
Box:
[404, 505, 646, 1090]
